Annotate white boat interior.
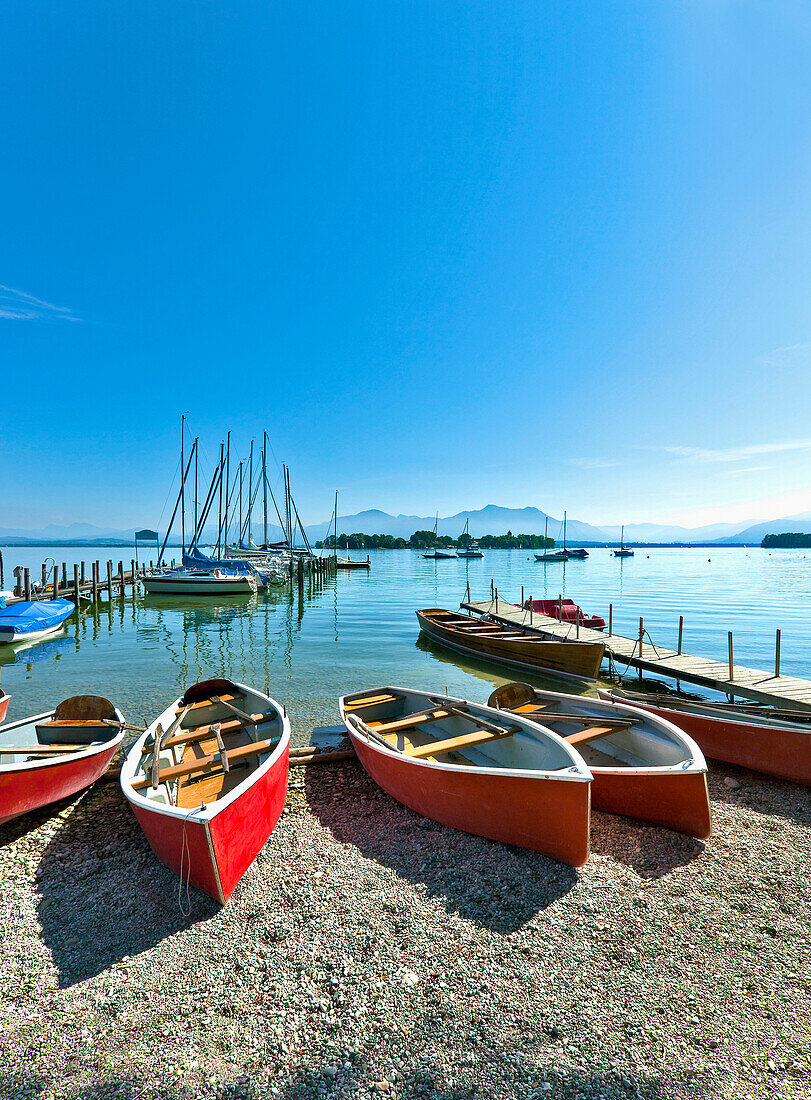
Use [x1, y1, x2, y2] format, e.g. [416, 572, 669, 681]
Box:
[342, 687, 588, 775]
[488, 683, 694, 771]
[0, 696, 123, 765]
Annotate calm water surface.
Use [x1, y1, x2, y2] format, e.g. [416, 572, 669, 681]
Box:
[1, 546, 809, 745]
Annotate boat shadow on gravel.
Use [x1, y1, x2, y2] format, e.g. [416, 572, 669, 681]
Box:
[0, 1064, 688, 1100]
[31, 783, 218, 988]
[588, 811, 705, 880]
[304, 765, 578, 934]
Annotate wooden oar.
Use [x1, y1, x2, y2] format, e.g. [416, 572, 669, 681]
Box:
[150, 704, 191, 788]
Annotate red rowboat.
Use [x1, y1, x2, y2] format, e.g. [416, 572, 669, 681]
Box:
[340, 686, 592, 866]
[600, 688, 811, 787]
[120, 678, 290, 903]
[489, 683, 711, 839]
[0, 695, 125, 826]
[0, 690, 10, 725]
[523, 598, 606, 630]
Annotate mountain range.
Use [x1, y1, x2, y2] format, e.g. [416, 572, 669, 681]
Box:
[2, 506, 811, 546]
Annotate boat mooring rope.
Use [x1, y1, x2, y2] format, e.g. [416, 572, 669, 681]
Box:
[178, 802, 206, 916]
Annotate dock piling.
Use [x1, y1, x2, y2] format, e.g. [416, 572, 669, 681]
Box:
[23, 568, 31, 602]
[638, 618, 644, 680]
[53, 565, 59, 599]
[728, 632, 734, 682]
[608, 604, 612, 636]
[678, 616, 684, 655]
[775, 630, 781, 678]
[106, 561, 113, 601]
[92, 562, 99, 606]
[73, 564, 80, 614]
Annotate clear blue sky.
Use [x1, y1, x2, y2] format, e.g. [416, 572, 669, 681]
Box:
[3, 2, 811, 531]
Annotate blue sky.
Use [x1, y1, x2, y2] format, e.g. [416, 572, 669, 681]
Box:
[3, 2, 811, 531]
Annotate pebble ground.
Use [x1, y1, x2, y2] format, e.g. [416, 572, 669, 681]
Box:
[1, 754, 809, 1100]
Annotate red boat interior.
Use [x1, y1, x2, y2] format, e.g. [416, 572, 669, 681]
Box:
[523, 599, 606, 630]
[131, 678, 283, 809]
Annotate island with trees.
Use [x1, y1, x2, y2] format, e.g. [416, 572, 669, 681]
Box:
[315, 530, 557, 551]
[761, 532, 811, 548]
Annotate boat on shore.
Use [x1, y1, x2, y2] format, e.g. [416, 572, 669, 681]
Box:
[120, 678, 289, 902]
[0, 695, 125, 825]
[416, 607, 605, 682]
[340, 686, 592, 865]
[488, 682, 711, 838]
[0, 599, 74, 645]
[523, 598, 606, 630]
[599, 688, 811, 786]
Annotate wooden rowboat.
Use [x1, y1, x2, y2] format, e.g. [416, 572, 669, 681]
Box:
[416, 608, 605, 683]
[600, 687, 811, 786]
[120, 678, 290, 903]
[340, 686, 592, 866]
[0, 695, 125, 826]
[489, 683, 711, 839]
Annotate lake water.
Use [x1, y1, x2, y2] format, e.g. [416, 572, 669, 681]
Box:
[1, 546, 809, 744]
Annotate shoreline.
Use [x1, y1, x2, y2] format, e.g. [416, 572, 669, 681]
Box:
[2, 749, 809, 1100]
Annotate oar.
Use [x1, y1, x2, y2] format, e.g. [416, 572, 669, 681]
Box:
[150, 704, 191, 788]
[101, 718, 147, 733]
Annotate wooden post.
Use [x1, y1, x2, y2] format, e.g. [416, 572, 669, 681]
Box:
[466, 581, 470, 603]
[529, 598, 533, 625]
[73, 564, 80, 614]
[490, 579, 494, 600]
[638, 617, 644, 680]
[41, 563, 47, 590]
[23, 568, 31, 602]
[521, 585, 524, 608]
[728, 632, 734, 682]
[608, 604, 613, 636]
[495, 587, 498, 613]
[53, 565, 59, 599]
[116, 561, 123, 596]
[576, 609, 580, 639]
[81, 561, 86, 586]
[775, 629, 781, 678]
[558, 594, 562, 622]
[297, 557, 304, 597]
[678, 616, 684, 655]
[92, 561, 99, 605]
[62, 562, 67, 589]
[106, 561, 113, 601]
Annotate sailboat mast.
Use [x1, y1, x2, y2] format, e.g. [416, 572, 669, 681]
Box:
[216, 442, 224, 556]
[334, 490, 338, 553]
[239, 461, 244, 542]
[193, 437, 199, 548]
[223, 431, 231, 551]
[248, 440, 254, 546]
[263, 432, 269, 547]
[564, 510, 567, 552]
[180, 415, 186, 556]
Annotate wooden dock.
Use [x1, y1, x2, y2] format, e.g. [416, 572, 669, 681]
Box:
[462, 598, 811, 713]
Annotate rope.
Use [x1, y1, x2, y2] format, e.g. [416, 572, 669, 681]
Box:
[178, 802, 206, 916]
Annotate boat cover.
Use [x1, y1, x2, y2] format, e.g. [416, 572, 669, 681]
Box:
[183, 551, 254, 574]
[0, 599, 74, 636]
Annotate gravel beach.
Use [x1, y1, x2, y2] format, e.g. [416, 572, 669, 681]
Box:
[1, 752, 809, 1100]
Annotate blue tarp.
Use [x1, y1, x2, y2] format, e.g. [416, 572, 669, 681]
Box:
[183, 551, 253, 574]
[0, 599, 74, 637]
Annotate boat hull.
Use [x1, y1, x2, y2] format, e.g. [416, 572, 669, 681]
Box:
[417, 611, 604, 682]
[0, 694, 9, 724]
[599, 693, 811, 785]
[128, 750, 289, 901]
[590, 767, 711, 839]
[142, 577, 255, 596]
[345, 725, 590, 866]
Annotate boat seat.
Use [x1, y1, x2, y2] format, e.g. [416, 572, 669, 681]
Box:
[160, 710, 278, 750]
[564, 723, 632, 748]
[405, 723, 519, 759]
[176, 691, 245, 715]
[367, 707, 457, 733]
[132, 736, 280, 790]
[344, 692, 405, 711]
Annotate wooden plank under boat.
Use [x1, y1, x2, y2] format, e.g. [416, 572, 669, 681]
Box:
[120, 678, 290, 903]
[599, 687, 811, 786]
[0, 695, 125, 825]
[340, 686, 592, 866]
[489, 682, 711, 839]
[416, 607, 605, 683]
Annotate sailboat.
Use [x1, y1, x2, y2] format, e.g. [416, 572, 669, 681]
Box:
[535, 513, 570, 562]
[334, 492, 372, 569]
[613, 525, 634, 558]
[456, 517, 484, 559]
[423, 514, 457, 559]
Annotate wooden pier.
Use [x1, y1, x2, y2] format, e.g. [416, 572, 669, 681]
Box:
[462, 597, 811, 713]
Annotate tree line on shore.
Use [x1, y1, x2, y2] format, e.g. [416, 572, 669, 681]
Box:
[315, 531, 557, 550]
[761, 532, 811, 548]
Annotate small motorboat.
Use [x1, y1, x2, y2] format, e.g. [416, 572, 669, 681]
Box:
[523, 598, 606, 630]
[600, 688, 811, 787]
[0, 599, 74, 645]
[0, 695, 125, 825]
[417, 608, 605, 682]
[120, 678, 290, 902]
[141, 568, 257, 597]
[423, 550, 457, 559]
[488, 683, 711, 838]
[340, 686, 592, 866]
[567, 548, 589, 559]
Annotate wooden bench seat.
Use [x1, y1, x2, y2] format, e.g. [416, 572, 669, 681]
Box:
[160, 710, 277, 750]
[368, 707, 457, 734]
[564, 724, 631, 748]
[132, 736, 279, 790]
[344, 692, 405, 711]
[405, 723, 518, 759]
